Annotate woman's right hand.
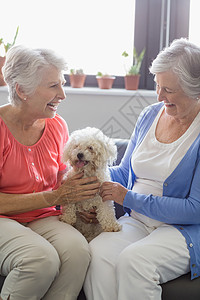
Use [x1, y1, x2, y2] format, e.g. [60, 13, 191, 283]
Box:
[46, 172, 101, 206]
[100, 181, 128, 206]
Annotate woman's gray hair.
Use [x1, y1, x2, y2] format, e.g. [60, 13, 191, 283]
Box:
[2, 45, 67, 104]
[149, 38, 200, 98]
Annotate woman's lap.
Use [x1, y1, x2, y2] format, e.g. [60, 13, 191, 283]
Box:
[84, 215, 190, 300]
[0, 216, 90, 300]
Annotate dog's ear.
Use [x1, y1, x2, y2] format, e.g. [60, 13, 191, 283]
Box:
[62, 140, 72, 163]
[104, 138, 117, 166]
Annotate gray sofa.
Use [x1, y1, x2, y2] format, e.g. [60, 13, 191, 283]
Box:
[1, 139, 200, 299]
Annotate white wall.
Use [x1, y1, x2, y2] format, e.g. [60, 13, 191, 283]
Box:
[0, 87, 157, 139]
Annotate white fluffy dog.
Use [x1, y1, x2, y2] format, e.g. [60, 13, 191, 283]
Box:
[59, 127, 122, 242]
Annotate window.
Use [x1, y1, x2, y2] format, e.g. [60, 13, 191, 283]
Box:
[0, 0, 191, 90]
[0, 0, 135, 77]
[189, 0, 200, 46]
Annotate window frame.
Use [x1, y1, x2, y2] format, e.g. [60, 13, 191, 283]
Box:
[134, 0, 190, 90]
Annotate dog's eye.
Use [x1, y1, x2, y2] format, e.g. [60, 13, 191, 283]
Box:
[88, 146, 93, 151]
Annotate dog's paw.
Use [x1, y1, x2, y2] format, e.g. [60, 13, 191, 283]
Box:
[112, 222, 122, 232]
[101, 221, 122, 232]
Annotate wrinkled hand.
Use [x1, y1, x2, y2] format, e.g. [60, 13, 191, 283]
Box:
[44, 172, 100, 206]
[100, 181, 128, 206]
[78, 208, 99, 224]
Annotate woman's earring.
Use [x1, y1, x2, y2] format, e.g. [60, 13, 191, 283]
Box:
[24, 97, 27, 101]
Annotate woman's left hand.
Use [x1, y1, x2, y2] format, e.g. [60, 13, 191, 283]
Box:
[100, 182, 128, 206]
[79, 208, 99, 224]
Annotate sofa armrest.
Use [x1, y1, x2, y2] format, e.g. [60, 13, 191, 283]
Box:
[112, 138, 129, 219]
[112, 138, 129, 166]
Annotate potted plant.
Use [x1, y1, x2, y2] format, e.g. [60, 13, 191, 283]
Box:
[0, 26, 19, 86]
[69, 68, 86, 88]
[122, 47, 145, 90]
[96, 72, 116, 89]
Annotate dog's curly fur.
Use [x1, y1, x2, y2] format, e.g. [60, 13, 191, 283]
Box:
[59, 127, 122, 242]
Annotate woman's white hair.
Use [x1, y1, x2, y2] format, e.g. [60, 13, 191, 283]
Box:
[149, 38, 200, 98]
[2, 45, 67, 104]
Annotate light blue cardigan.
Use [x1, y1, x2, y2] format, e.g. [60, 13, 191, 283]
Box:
[110, 102, 200, 280]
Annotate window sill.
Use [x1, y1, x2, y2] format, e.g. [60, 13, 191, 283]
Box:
[64, 87, 156, 97]
[0, 85, 156, 98]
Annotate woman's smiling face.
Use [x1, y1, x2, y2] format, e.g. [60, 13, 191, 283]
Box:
[155, 71, 200, 121]
[25, 65, 66, 119]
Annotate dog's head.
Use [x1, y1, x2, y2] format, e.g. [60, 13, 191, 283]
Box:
[63, 127, 117, 173]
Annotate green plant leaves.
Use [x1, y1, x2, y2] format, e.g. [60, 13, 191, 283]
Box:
[122, 47, 145, 75]
[0, 26, 19, 55]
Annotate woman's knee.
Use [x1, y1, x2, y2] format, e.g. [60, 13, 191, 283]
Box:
[20, 242, 60, 285]
[62, 233, 91, 268]
[117, 244, 153, 276]
[1, 243, 60, 300]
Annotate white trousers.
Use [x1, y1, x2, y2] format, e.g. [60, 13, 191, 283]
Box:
[84, 215, 190, 300]
[0, 216, 90, 300]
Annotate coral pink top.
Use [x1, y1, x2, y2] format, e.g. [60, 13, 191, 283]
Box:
[0, 114, 69, 223]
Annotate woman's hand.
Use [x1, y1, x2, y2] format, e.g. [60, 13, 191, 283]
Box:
[100, 181, 128, 206]
[57, 172, 100, 205]
[78, 208, 99, 224]
[44, 172, 100, 206]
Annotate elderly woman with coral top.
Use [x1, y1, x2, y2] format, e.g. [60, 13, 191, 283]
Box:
[0, 45, 100, 300]
[84, 38, 200, 300]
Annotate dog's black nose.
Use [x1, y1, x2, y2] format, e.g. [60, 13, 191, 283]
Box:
[77, 153, 84, 160]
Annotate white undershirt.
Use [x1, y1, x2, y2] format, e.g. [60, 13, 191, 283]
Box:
[130, 106, 200, 227]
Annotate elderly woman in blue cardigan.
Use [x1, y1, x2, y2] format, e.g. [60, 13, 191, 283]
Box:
[84, 38, 200, 300]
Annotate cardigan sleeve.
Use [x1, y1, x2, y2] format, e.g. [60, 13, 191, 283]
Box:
[109, 132, 136, 187]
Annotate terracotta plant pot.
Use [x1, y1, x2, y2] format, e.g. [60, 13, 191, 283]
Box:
[96, 76, 115, 89]
[124, 74, 140, 90]
[69, 74, 86, 88]
[0, 56, 6, 86]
